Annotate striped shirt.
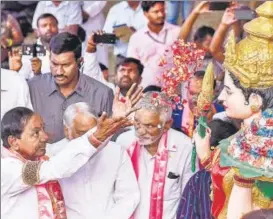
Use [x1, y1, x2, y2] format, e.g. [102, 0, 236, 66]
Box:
[176, 169, 213, 219]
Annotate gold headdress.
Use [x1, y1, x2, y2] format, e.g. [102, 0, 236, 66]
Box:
[197, 62, 215, 113]
[223, 1, 273, 89]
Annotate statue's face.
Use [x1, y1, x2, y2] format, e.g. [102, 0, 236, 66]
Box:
[218, 71, 254, 120]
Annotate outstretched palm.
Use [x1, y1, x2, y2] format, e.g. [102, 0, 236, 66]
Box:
[112, 83, 143, 118]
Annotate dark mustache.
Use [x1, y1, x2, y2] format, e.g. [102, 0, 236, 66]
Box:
[121, 76, 131, 81]
[54, 75, 67, 78]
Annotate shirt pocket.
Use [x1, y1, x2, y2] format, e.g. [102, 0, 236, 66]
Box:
[164, 173, 181, 201]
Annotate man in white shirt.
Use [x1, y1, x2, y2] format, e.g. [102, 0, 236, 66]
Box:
[81, 1, 108, 67]
[32, 1, 82, 36]
[116, 91, 194, 219]
[47, 102, 140, 219]
[1, 68, 33, 119]
[19, 13, 58, 79]
[127, 1, 181, 88]
[104, 1, 147, 60]
[1, 106, 131, 219]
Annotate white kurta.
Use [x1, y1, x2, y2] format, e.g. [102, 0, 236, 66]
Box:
[116, 128, 195, 219]
[1, 69, 33, 119]
[1, 131, 105, 219]
[46, 138, 140, 219]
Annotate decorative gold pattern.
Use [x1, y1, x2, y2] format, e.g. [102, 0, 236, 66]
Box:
[218, 168, 235, 219]
[22, 161, 42, 186]
[217, 168, 272, 218]
[197, 62, 215, 113]
[252, 186, 272, 209]
[223, 1, 273, 89]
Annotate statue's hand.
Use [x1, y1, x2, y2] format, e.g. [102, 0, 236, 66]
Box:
[193, 127, 211, 160]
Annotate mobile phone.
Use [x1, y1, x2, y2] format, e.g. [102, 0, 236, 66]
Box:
[209, 2, 230, 11]
[235, 9, 256, 20]
[22, 44, 46, 57]
[93, 33, 117, 44]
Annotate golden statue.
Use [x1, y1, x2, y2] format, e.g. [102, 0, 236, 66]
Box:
[194, 2, 273, 218]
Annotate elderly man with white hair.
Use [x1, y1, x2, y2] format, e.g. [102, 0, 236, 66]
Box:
[116, 91, 195, 219]
[46, 102, 140, 219]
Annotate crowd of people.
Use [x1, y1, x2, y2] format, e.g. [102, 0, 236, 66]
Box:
[1, 1, 273, 219]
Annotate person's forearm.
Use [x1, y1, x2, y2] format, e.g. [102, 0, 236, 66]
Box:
[227, 185, 253, 219]
[232, 21, 241, 39]
[178, 11, 199, 41]
[209, 23, 229, 63]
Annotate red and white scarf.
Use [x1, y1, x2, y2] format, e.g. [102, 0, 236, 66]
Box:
[1, 147, 67, 219]
[127, 132, 169, 219]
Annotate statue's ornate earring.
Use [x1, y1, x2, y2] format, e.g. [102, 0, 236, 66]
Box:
[251, 104, 260, 113]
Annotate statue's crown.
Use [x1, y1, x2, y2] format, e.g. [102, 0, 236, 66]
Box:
[223, 1, 273, 89]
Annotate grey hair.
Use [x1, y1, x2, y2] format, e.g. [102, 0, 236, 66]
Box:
[63, 102, 97, 128]
[136, 91, 173, 124]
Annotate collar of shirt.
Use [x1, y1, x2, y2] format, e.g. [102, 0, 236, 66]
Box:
[124, 1, 142, 13]
[47, 73, 85, 97]
[143, 22, 174, 35]
[45, 1, 69, 7]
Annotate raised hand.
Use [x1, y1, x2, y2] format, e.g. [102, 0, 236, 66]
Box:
[193, 1, 210, 15]
[8, 48, 22, 72]
[92, 112, 133, 143]
[86, 30, 105, 53]
[112, 83, 143, 118]
[221, 7, 238, 26]
[31, 57, 42, 75]
[192, 127, 211, 161]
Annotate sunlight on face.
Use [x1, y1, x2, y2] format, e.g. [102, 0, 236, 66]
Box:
[218, 71, 252, 120]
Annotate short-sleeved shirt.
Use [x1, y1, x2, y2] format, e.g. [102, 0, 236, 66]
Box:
[32, 1, 82, 30]
[28, 73, 114, 143]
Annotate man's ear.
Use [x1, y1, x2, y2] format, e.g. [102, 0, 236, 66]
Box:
[163, 119, 173, 132]
[144, 11, 149, 19]
[34, 29, 39, 38]
[77, 57, 84, 69]
[64, 126, 70, 139]
[249, 93, 263, 110]
[8, 136, 19, 151]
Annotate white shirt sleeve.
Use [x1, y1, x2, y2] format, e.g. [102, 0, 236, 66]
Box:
[103, 150, 140, 219]
[17, 75, 33, 110]
[82, 1, 107, 18]
[66, 2, 83, 26]
[82, 52, 104, 82]
[18, 56, 33, 80]
[1, 132, 107, 196]
[103, 7, 116, 33]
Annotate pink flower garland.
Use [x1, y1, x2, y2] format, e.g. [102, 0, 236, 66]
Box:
[153, 39, 205, 109]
